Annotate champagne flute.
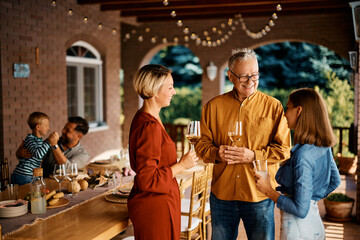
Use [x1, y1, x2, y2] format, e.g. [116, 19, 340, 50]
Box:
[228, 120, 242, 146]
[53, 164, 67, 192]
[67, 162, 78, 196]
[186, 121, 201, 151]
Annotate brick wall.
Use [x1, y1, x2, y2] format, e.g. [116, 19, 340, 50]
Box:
[0, 0, 121, 173]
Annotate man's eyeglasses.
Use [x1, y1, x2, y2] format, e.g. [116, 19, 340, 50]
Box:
[229, 70, 260, 83]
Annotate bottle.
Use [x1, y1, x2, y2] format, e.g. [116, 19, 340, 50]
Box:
[30, 168, 46, 214]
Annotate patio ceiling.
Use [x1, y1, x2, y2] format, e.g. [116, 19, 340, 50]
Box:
[78, 0, 353, 22]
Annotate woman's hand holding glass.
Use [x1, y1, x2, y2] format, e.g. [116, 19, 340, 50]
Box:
[53, 164, 67, 192]
[179, 150, 198, 170]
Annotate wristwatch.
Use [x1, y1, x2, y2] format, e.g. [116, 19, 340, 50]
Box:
[51, 144, 58, 150]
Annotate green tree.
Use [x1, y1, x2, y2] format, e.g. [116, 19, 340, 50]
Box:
[315, 70, 354, 156]
[160, 86, 202, 123]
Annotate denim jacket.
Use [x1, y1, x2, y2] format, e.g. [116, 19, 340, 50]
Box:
[275, 144, 341, 219]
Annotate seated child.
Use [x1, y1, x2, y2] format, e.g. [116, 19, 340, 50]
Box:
[11, 112, 58, 185]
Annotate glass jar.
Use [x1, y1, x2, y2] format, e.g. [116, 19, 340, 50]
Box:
[30, 168, 46, 214]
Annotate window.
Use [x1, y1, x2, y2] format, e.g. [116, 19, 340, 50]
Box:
[66, 41, 105, 129]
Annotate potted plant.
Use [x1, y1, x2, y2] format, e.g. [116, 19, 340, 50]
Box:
[335, 154, 357, 175]
[324, 193, 354, 222]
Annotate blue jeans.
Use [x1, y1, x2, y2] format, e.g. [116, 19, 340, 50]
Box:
[11, 173, 33, 185]
[210, 192, 275, 240]
[281, 200, 325, 240]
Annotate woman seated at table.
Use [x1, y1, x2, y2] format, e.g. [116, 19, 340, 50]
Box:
[128, 64, 198, 239]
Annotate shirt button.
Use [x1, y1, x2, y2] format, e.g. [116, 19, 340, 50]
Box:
[237, 175, 240, 178]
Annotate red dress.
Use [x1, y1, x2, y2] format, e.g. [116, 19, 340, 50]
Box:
[127, 111, 180, 240]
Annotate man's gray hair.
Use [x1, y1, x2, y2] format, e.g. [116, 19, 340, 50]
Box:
[228, 48, 257, 70]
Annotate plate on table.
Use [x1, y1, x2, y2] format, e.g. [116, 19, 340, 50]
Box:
[0, 200, 28, 218]
[93, 159, 112, 165]
[47, 198, 69, 209]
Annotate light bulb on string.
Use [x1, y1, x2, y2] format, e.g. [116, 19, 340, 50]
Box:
[183, 27, 189, 34]
[203, 31, 209, 36]
[269, 20, 275, 27]
[162, 38, 168, 44]
[228, 31, 233, 36]
[51, 0, 56, 7]
[131, 29, 136, 34]
[196, 38, 201, 45]
[184, 36, 189, 42]
[231, 26, 236, 31]
[212, 27, 217, 33]
[190, 32, 197, 40]
[83, 16, 88, 24]
[177, 20, 183, 27]
[265, 25, 271, 32]
[151, 36, 156, 43]
[67, 9, 73, 16]
[276, 4, 282, 11]
[206, 36, 211, 41]
[261, 29, 266, 35]
[217, 30, 222, 35]
[125, 33, 131, 39]
[173, 37, 179, 44]
[145, 27, 151, 32]
[163, 0, 169, 6]
[138, 35, 144, 42]
[98, 23, 103, 30]
[170, 11, 176, 18]
[112, 28, 117, 35]
[272, 13, 278, 20]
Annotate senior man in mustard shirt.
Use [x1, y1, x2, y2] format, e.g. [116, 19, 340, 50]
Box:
[196, 48, 291, 240]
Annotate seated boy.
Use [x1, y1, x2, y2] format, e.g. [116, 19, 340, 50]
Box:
[11, 112, 58, 185]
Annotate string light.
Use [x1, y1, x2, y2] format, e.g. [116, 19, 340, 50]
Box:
[48, 0, 120, 36]
[170, 11, 176, 18]
[177, 20, 183, 27]
[276, 4, 282, 11]
[163, 0, 169, 6]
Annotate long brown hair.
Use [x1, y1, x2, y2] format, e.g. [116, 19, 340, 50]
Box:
[289, 88, 336, 147]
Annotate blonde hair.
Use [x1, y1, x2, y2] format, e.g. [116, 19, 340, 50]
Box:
[28, 112, 49, 130]
[289, 88, 336, 147]
[133, 64, 171, 99]
[228, 48, 257, 70]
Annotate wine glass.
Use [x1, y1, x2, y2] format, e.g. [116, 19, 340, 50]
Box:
[67, 162, 78, 196]
[228, 120, 242, 146]
[186, 121, 201, 151]
[53, 164, 67, 192]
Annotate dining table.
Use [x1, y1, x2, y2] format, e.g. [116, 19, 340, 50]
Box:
[0, 161, 206, 239]
[0, 177, 133, 240]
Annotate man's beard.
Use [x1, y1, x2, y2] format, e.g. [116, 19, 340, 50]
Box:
[60, 135, 70, 145]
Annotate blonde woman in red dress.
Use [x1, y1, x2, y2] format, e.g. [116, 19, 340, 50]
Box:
[128, 64, 198, 239]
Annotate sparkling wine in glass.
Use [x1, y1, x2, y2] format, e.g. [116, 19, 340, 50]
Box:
[67, 162, 78, 196]
[228, 121, 242, 146]
[53, 164, 67, 192]
[186, 121, 201, 151]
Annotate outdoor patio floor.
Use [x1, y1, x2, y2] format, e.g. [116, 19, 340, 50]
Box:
[113, 174, 360, 240]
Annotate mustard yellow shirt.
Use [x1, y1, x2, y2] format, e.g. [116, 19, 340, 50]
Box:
[196, 89, 291, 202]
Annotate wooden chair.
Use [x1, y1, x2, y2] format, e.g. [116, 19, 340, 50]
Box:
[181, 170, 207, 240]
[0, 157, 10, 191]
[202, 163, 214, 239]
